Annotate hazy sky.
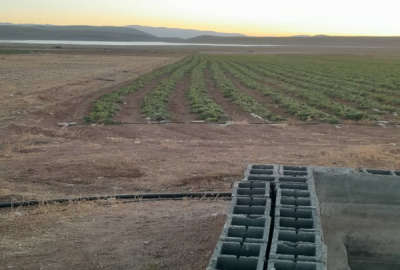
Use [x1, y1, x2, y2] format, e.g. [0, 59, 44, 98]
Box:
[1, 0, 400, 36]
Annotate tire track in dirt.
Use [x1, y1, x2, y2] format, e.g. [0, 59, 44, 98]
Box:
[204, 66, 255, 123]
[167, 73, 196, 122]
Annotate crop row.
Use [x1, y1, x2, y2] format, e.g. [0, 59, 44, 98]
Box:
[256, 55, 400, 93]
[209, 59, 280, 121]
[217, 59, 338, 123]
[237, 55, 400, 102]
[226, 60, 370, 120]
[187, 57, 226, 122]
[235, 57, 399, 112]
[141, 56, 199, 121]
[85, 56, 192, 124]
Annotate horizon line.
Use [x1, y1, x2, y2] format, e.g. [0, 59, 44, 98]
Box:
[2, 22, 400, 38]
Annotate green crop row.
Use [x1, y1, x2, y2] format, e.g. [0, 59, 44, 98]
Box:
[85, 57, 191, 124]
[141, 56, 198, 121]
[226, 60, 369, 121]
[238, 58, 399, 112]
[209, 59, 280, 122]
[187, 57, 226, 122]
[217, 59, 338, 123]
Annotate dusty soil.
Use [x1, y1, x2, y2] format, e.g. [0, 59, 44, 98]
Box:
[1, 48, 400, 270]
[0, 52, 179, 126]
[0, 199, 229, 270]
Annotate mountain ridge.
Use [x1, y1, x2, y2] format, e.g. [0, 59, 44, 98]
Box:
[127, 25, 245, 39]
[1, 24, 400, 47]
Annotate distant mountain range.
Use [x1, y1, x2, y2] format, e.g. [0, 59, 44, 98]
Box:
[1, 23, 400, 47]
[0, 24, 164, 42]
[127, 25, 245, 39]
[0, 23, 244, 41]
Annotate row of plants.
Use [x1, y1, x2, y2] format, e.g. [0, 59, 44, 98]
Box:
[141, 56, 199, 121]
[226, 60, 369, 120]
[187, 57, 226, 122]
[85, 56, 193, 124]
[241, 58, 400, 111]
[239, 55, 400, 104]
[251, 54, 400, 94]
[209, 59, 280, 121]
[217, 59, 338, 123]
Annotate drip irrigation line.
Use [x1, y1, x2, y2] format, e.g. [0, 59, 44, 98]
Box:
[0, 192, 232, 209]
[66, 121, 400, 127]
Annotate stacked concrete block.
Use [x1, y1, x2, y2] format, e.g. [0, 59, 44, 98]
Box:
[207, 179, 272, 270]
[208, 164, 327, 270]
[271, 165, 326, 268]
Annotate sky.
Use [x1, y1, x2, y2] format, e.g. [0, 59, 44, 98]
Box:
[1, 0, 400, 36]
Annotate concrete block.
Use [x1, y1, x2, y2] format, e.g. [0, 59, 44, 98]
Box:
[232, 181, 270, 197]
[243, 164, 280, 181]
[274, 206, 321, 232]
[275, 182, 310, 191]
[226, 214, 270, 228]
[270, 228, 326, 263]
[245, 175, 278, 182]
[220, 223, 271, 243]
[231, 204, 271, 217]
[207, 241, 267, 270]
[247, 164, 279, 173]
[267, 259, 326, 270]
[395, 171, 400, 176]
[282, 166, 308, 172]
[275, 228, 323, 244]
[278, 176, 310, 183]
[275, 189, 318, 209]
[279, 165, 313, 178]
[229, 196, 271, 217]
[362, 168, 394, 176]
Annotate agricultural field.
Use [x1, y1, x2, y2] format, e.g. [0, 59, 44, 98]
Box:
[87, 54, 400, 124]
[1, 47, 400, 270]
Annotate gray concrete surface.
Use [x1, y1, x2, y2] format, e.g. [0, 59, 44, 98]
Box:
[313, 167, 400, 270]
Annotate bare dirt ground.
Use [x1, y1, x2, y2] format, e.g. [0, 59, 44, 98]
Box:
[0, 52, 179, 126]
[1, 47, 400, 269]
[0, 199, 229, 270]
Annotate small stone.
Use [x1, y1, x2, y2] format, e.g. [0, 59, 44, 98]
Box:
[250, 113, 263, 120]
[57, 122, 77, 127]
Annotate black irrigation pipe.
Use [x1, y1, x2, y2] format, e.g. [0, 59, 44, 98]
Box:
[0, 192, 232, 209]
[74, 121, 400, 127]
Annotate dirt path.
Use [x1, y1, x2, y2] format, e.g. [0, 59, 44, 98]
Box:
[167, 74, 196, 122]
[204, 67, 255, 123]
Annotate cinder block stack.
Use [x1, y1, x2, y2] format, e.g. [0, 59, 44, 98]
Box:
[207, 168, 272, 270]
[207, 164, 327, 270]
